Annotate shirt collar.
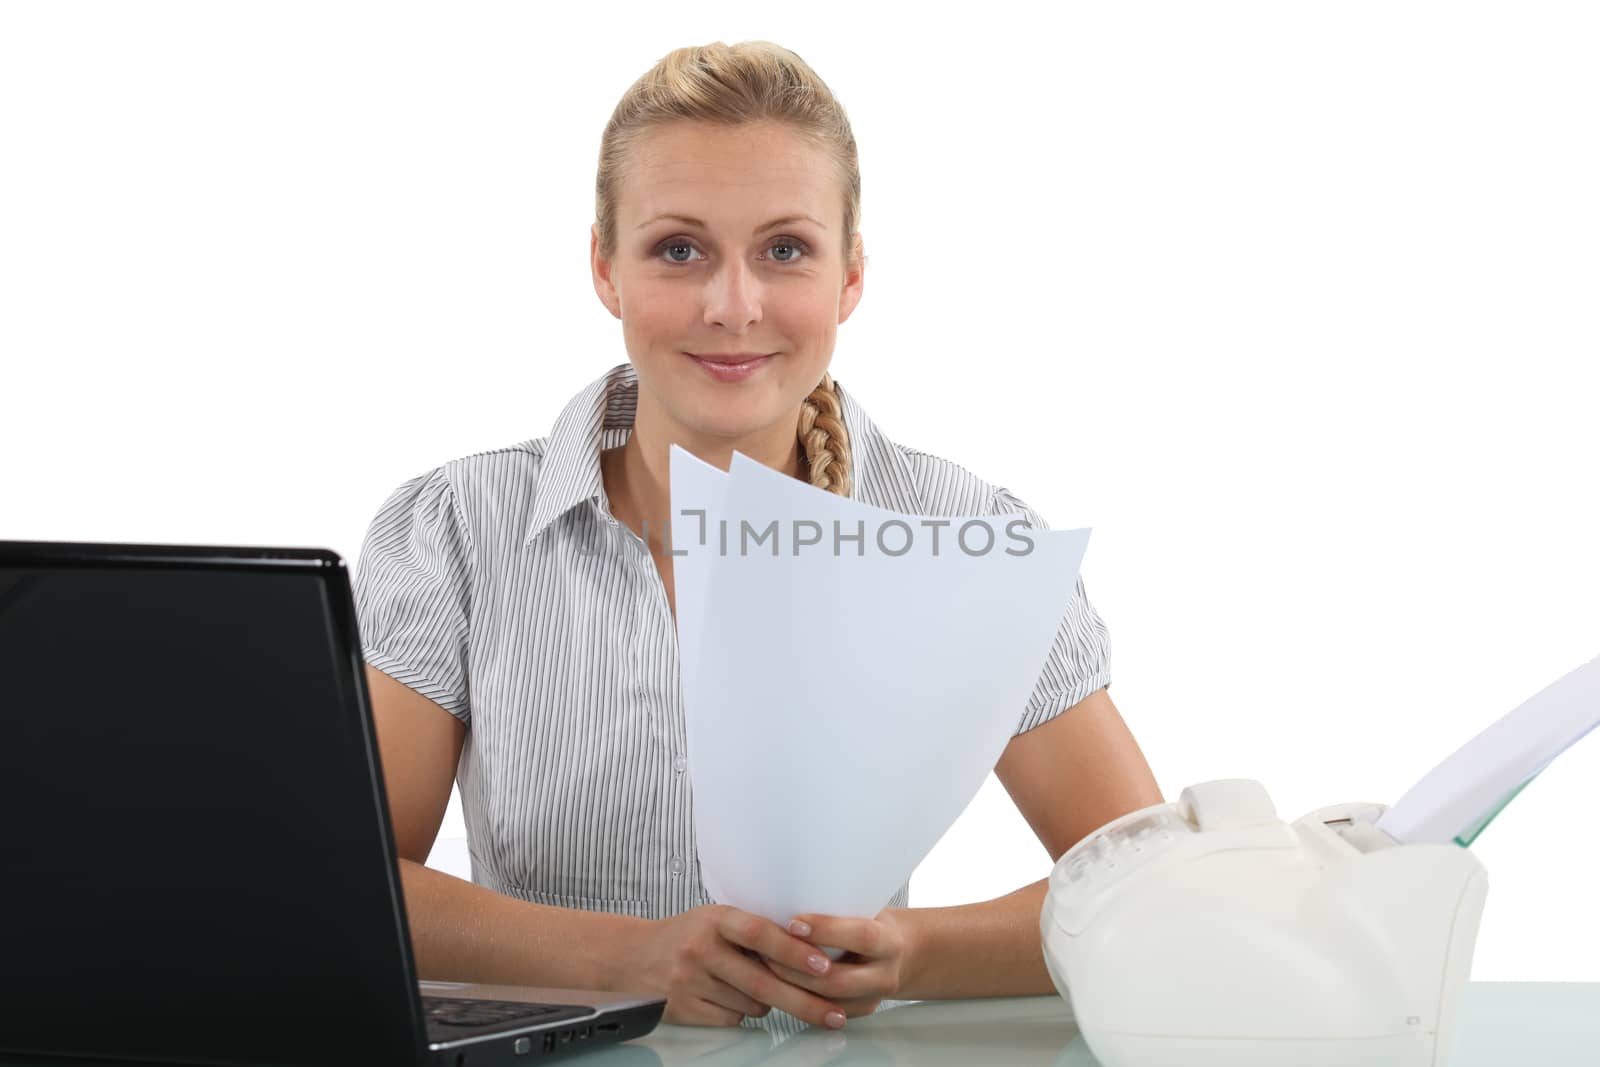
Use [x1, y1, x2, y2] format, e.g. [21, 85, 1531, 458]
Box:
[522, 362, 922, 547]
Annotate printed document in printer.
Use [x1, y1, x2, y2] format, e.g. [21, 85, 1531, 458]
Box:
[1377, 653, 1600, 846]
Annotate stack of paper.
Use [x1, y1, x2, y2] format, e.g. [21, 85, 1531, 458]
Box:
[668, 446, 1092, 931]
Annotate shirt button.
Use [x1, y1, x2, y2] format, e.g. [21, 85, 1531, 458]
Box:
[669, 856, 685, 876]
[673, 755, 687, 774]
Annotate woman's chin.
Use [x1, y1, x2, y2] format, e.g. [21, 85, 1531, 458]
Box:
[673, 386, 790, 439]
[683, 410, 776, 442]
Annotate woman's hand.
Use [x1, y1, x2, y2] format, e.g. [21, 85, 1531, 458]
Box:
[761, 909, 909, 1019]
[631, 904, 851, 1028]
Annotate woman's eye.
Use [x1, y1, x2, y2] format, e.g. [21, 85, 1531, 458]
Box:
[661, 241, 700, 264]
[655, 238, 809, 265]
[768, 239, 808, 263]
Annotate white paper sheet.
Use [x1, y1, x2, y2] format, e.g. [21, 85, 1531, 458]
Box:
[668, 445, 1091, 929]
[1376, 653, 1600, 845]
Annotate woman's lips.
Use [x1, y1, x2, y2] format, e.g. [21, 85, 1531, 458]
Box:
[686, 352, 774, 383]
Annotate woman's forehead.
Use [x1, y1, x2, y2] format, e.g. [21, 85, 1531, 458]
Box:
[633, 118, 820, 165]
[622, 122, 841, 230]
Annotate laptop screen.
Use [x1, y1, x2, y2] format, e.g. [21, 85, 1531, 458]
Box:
[0, 549, 425, 1065]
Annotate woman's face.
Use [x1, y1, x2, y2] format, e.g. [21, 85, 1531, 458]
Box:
[592, 120, 864, 442]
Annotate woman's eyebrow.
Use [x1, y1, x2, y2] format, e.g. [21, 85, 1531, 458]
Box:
[636, 212, 825, 234]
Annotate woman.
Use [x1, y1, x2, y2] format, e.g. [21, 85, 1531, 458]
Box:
[354, 40, 1163, 1034]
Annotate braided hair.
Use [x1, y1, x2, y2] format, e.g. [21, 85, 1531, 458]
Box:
[798, 372, 852, 497]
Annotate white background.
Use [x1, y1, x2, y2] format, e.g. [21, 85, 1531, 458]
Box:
[3, 2, 1596, 981]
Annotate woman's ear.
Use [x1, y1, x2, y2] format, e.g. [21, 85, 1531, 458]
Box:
[838, 231, 865, 324]
[591, 224, 622, 319]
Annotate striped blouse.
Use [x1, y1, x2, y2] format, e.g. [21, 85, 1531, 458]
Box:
[352, 361, 1113, 1033]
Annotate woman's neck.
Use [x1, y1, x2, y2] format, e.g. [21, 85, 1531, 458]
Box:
[601, 401, 806, 556]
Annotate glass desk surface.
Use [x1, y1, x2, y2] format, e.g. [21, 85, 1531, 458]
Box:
[0, 982, 1589, 1065]
[598, 982, 1599, 1066]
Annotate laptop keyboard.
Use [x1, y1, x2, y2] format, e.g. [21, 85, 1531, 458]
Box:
[422, 995, 593, 1029]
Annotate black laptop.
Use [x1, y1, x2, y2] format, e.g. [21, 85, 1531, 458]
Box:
[0, 540, 666, 1066]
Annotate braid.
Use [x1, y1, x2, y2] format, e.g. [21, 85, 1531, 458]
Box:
[798, 372, 852, 497]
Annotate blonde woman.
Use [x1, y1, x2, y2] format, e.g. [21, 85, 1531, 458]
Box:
[356, 40, 1163, 1034]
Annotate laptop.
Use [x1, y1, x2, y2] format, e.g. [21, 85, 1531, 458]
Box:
[0, 540, 666, 1066]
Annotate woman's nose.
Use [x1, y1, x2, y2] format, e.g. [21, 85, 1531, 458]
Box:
[702, 258, 763, 331]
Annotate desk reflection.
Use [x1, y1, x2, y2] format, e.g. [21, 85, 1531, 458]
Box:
[583, 984, 1600, 1067]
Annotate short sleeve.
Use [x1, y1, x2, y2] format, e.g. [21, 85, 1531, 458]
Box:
[353, 467, 473, 723]
[991, 486, 1113, 735]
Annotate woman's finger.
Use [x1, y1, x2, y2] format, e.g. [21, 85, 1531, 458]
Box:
[674, 997, 746, 1028]
[766, 956, 877, 1000]
[696, 975, 769, 1020]
[788, 914, 882, 958]
[718, 910, 837, 982]
[707, 941, 849, 1030]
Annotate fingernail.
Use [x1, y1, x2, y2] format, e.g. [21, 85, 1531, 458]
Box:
[824, 1010, 846, 1029]
[789, 920, 812, 937]
[807, 953, 830, 974]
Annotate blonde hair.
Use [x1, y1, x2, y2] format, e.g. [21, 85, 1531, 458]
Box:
[596, 40, 858, 497]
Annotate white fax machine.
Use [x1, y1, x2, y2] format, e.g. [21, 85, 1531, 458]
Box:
[1040, 778, 1488, 1067]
